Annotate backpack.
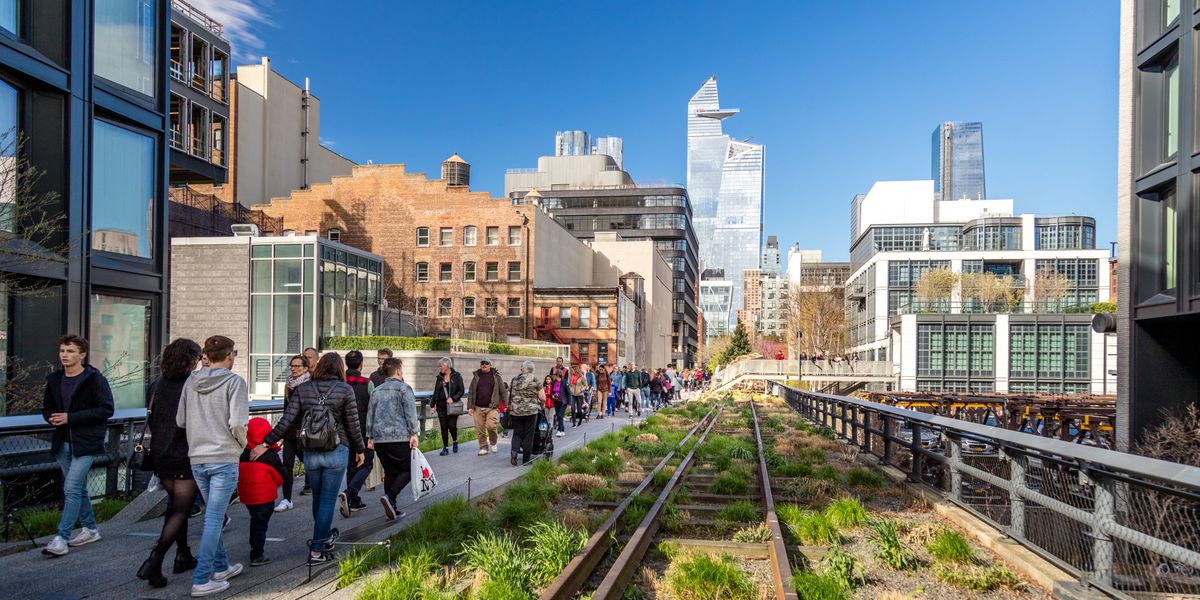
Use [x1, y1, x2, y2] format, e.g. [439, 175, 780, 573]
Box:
[299, 381, 340, 452]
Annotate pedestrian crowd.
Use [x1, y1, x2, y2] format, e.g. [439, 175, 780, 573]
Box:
[39, 333, 708, 597]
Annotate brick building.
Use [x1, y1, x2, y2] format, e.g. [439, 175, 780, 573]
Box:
[532, 277, 643, 367]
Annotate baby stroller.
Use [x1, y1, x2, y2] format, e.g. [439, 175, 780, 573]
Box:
[531, 407, 555, 457]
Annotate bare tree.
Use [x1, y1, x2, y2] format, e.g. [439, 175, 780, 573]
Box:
[699, 335, 731, 366]
[1031, 267, 1073, 311]
[914, 268, 957, 312]
[1130, 403, 1200, 591]
[960, 271, 1018, 313]
[786, 283, 847, 357]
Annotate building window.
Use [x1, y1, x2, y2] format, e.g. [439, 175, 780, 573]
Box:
[416, 297, 428, 316]
[211, 49, 229, 102]
[463, 226, 477, 246]
[463, 297, 476, 318]
[599, 307, 609, 328]
[438, 298, 452, 317]
[507, 262, 521, 281]
[579, 307, 590, 328]
[439, 262, 452, 282]
[0, 0, 16, 34]
[916, 322, 994, 386]
[485, 262, 499, 282]
[464, 261, 476, 282]
[89, 293, 151, 409]
[210, 114, 226, 165]
[440, 227, 453, 246]
[1163, 188, 1177, 291]
[485, 297, 498, 317]
[579, 344, 589, 365]
[93, 120, 155, 259]
[327, 228, 341, 242]
[415, 262, 429, 282]
[416, 227, 429, 247]
[1009, 323, 1090, 388]
[507, 297, 521, 318]
[486, 226, 499, 245]
[560, 307, 572, 328]
[598, 342, 609, 364]
[1165, 55, 1179, 160]
[508, 226, 521, 245]
[95, 0, 158, 98]
[0, 82, 17, 232]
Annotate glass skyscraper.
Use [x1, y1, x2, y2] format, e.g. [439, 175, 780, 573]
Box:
[687, 76, 764, 332]
[555, 130, 591, 156]
[931, 121, 986, 202]
[592, 136, 623, 169]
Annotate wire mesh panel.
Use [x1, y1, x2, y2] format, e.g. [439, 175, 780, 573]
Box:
[1112, 477, 1200, 595]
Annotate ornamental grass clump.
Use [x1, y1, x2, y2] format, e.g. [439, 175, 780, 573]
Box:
[778, 504, 839, 545]
[555, 473, 606, 494]
[525, 521, 587, 586]
[869, 519, 921, 570]
[714, 500, 759, 526]
[664, 553, 759, 600]
[927, 529, 974, 564]
[823, 497, 868, 528]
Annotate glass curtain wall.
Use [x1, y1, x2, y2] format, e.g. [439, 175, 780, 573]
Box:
[1009, 323, 1091, 393]
[89, 294, 151, 409]
[94, 0, 157, 97]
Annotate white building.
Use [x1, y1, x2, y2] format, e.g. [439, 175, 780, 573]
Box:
[847, 180, 1114, 394]
[592, 136, 623, 170]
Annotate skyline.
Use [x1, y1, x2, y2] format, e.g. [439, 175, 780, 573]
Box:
[194, 1, 1119, 262]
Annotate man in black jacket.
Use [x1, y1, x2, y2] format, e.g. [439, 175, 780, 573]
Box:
[41, 334, 114, 557]
[339, 351, 374, 516]
[368, 348, 392, 389]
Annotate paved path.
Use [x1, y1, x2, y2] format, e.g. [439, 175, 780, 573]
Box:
[0, 406, 662, 600]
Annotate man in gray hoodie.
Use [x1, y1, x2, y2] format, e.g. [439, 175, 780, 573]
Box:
[176, 335, 249, 597]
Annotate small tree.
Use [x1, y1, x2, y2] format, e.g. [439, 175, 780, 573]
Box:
[960, 271, 1017, 313]
[719, 321, 753, 365]
[700, 335, 731, 366]
[786, 284, 847, 357]
[1031, 267, 1073, 312]
[914, 268, 957, 312]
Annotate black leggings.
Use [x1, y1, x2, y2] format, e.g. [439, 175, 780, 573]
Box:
[152, 477, 198, 556]
[281, 439, 302, 501]
[509, 414, 537, 464]
[437, 412, 458, 447]
[374, 443, 412, 505]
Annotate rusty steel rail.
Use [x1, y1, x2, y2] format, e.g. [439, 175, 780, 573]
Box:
[539, 404, 720, 600]
[590, 406, 724, 600]
[750, 400, 799, 600]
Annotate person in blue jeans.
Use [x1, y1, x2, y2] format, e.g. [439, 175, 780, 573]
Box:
[177, 335, 250, 597]
[254, 352, 365, 565]
[41, 334, 114, 558]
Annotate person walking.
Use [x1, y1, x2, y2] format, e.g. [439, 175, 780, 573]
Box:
[430, 357, 465, 456]
[467, 359, 507, 456]
[136, 338, 203, 587]
[238, 417, 285, 567]
[594, 363, 611, 420]
[583, 364, 597, 420]
[176, 335, 249, 597]
[339, 351, 373, 516]
[548, 356, 568, 382]
[507, 361, 546, 465]
[365, 357, 419, 521]
[253, 353, 365, 565]
[649, 369, 664, 410]
[303, 348, 320, 373]
[276, 354, 309, 511]
[640, 368, 652, 412]
[625, 363, 643, 416]
[568, 364, 586, 428]
[368, 348, 393, 389]
[41, 335, 114, 558]
[616, 366, 628, 412]
[550, 371, 566, 436]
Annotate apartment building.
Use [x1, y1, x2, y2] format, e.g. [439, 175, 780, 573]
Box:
[168, 0, 229, 184]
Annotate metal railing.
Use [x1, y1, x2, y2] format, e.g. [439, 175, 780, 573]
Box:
[713, 359, 895, 387]
[172, 0, 224, 35]
[889, 299, 1104, 316]
[770, 382, 1200, 598]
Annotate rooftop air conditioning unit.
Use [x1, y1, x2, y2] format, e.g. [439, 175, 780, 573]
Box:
[231, 223, 260, 237]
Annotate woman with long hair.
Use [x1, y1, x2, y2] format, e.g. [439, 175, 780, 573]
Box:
[253, 353, 364, 565]
[137, 338, 203, 588]
[274, 354, 310, 511]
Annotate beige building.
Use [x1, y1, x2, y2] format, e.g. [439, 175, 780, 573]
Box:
[587, 232, 674, 367]
[504, 154, 633, 196]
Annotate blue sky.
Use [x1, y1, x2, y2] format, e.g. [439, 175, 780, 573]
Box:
[206, 1, 1120, 262]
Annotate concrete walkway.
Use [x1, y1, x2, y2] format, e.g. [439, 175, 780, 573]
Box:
[0, 406, 662, 600]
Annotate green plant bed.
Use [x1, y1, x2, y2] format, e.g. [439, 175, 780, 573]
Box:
[664, 553, 760, 600]
[710, 470, 752, 496]
[792, 570, 850, 600]
[15, 497, 130, 538]
[323, 335, 560, 358]
[927, 529, 974, 563]
[714, 500, 759, 526]
[823, 497, 867, 528]
[845, 467, 884, 488]
[777, 506, 839, 545]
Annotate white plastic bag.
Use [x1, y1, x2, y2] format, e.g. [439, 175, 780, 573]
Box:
[146, 473, 161, 493]
[411, 448, 437, 501]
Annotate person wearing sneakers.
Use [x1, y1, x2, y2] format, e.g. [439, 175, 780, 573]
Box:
[238, 417, 285, 567]
[275, 354, 309, 513]
[41, 334, 114, 558]
[430, 357, 465, 456]
[339, 351, 374, 517]
[467, 359, 507, 456]
[176, 335, 250, 597]
[365, 357, 419, 520]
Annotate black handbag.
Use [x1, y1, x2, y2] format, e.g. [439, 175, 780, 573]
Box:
[129, 380, 160, 472]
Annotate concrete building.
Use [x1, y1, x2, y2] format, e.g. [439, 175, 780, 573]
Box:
[0, 0, 172, 415]
[786, 247, 850, 292]
[592, 136, 623, 170]
[507, 154, 699, 367]
[586, 233, 674, 368]
[170, 235, 384, 398]
[168, 0, 230, 184]
[1115, 0, 1200, 449]
[738, 268, 788, 339]
[846, 179, 1112, 394]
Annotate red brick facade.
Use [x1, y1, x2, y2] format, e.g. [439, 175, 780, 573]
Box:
[533, 290, 621, 366]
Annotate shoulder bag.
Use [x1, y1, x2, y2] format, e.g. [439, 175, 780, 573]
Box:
[129, 380, 161, 472]
[444, 376, 465, 416]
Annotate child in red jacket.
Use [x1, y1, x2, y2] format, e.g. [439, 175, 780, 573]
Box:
[239, 418, 286, 566]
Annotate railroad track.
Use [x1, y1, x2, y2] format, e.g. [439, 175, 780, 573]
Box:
[541, 396, 799, 600]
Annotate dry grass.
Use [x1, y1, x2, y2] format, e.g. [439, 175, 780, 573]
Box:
[636, 433, 661, 444]
[773, 436, 797, 455]
[561, 508, 597, 532]
[555, 473, 607, 493]
[875, 592, 910, 600]
[903, 521, 946, 546]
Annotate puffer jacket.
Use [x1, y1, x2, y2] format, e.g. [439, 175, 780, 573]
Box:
[262, 379, 365, 453]
[42, 366, 115, 457]
[365, 379, 420, 444]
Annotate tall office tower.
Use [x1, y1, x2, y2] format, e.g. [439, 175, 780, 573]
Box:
[687, 76, 765, 331]
[931, 121, 986, 202]
[593, 136, 624, 169]
[762, 235, 780, 274]
[555, 130, 591, 157]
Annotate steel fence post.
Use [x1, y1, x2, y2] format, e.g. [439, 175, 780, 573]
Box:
[946, 433, 962, 502]
[862, 410, 873, 455]
[850, 405, 859, 447]
[106, 422, 123, 496]
[1005, 448, 1026, 539]
[908, 422, 923, 483]
[840, 402, 848, 440]
[881, 414, 893, 466]
[1085, 468, 1115, 588]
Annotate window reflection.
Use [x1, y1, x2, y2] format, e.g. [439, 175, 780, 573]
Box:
[0, 81, 18, 233]
[89, 293, 150, 410]
[93, 120, 154, 258]
[95, 0, 158, 98]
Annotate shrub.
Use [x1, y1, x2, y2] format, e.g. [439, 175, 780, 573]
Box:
[927, 529, 974, 564]
[792, 571, 850, 600]
[869, 519, 920, 570]
[822, 546, 865, 589]
[525, 521, 587, 586]
[732, 524, 772, 543]
[934, 564, 1022, 591]
[324, 336, 450, 352]
[664, 553, 759, 600]
[823, 498, 868, 528]
[846, 467, 884, 488]
[555, 473, 607, 493]
[714, 500, 759, 525]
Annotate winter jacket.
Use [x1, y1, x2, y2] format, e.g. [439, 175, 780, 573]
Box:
[345, 370, 371, 437]
[508, 373, 543, 417]
[42, 366, 115, 457]
[368, 367, 388, 389]
[262, 379, 365, 453]
[431, 369, 465, 415]
[467, 368, 508, 410]
[146, 375, 191, 476]
[366, 379, 420, 444]
[649, 375, 664, 394]
[176, 367, 249, 465]
[238, 418, 285, 506]
[585, 371, 596, 392]
[595, 368, 611, 394]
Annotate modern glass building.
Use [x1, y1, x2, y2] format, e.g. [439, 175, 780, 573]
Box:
[592, 136, 623, 169]
[555, 130, 590, 157]
[687, 76, 764, 331]
[700, 268, 734, 341]
[931, 121, 986, 202]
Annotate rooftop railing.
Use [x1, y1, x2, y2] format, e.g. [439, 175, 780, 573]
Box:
[171, 0, 223, 36]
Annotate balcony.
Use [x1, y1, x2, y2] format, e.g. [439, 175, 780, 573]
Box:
[170, 60, 185, 83]
[169, 129, 184, 151]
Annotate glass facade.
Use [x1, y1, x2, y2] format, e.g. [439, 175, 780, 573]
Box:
[1009, 323, 1091, 392]
[1035, 220, 1096, 250]
[699, 278, 733, 340]
[95, 0, 157, 98]
[0, 0, 15, 35]
[89, 293, 151, 410]
[915, 322, 994, 392]
[92, 120, 155, 258]
[0, 80, 16, 233]
[932, 121, 986, 202]
[1035, 258, 1101, 308]
[962, 222, 1021, 250]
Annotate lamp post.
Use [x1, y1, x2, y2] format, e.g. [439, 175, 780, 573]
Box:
[795, 330, 803, 390]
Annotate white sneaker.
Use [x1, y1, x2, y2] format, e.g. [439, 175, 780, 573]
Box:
[191, 580, 230, 597]
[67, 527, 101, 547]
[213, 563, 243, 581]
[41, 536, 68, 557]
[489, 444, 498, 453]
[274, 499, 293, 512]
[477, 448, 488, 456]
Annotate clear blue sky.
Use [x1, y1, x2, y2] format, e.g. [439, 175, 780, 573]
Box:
[218, 0, 1119, 262]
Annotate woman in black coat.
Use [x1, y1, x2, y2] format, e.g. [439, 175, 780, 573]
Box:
[137, 338, 203, 588]
[430, 357, 465, 456]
